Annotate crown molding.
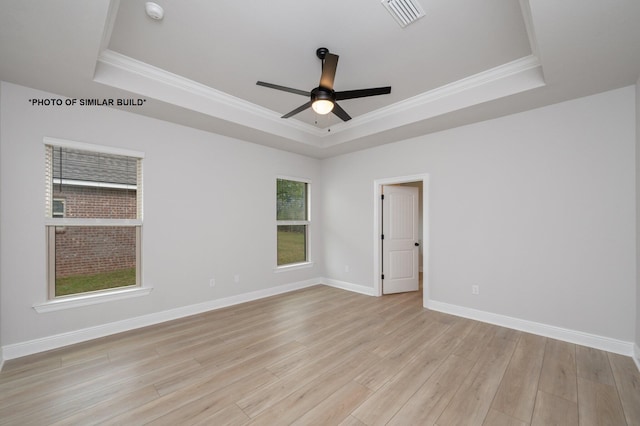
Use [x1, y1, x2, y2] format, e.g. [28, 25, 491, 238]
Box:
[95, 49, 544, 150]
[321, 55, 544, 147]
[519, 0, 540, 58]
[95, 50, 326, 146]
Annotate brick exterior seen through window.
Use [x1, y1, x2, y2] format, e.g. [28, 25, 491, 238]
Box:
[54, 185, 136, 278]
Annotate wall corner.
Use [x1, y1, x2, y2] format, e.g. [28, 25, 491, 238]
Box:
[635, 76, 640, 362]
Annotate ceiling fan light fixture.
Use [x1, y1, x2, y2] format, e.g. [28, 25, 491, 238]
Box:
[311, 87, 335, 115]
[312, 99, 334, 115]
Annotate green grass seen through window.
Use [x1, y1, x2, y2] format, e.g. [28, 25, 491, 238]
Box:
[55, 267, 136, 297]
[277, 229, 306, 265]
[55, 231, 305, 295]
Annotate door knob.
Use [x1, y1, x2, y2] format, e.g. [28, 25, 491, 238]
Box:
[414, 242, 420, 246]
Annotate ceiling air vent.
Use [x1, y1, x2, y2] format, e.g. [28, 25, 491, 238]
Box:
[381, 0, 425, 28]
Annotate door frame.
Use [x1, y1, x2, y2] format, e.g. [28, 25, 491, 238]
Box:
[373, 174, 430, 307]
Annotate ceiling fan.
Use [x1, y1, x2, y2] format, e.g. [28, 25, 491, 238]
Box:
[257, 47, 391, 122]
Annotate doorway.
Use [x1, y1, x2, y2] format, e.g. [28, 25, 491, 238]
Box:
[381, 184, 420, 294]
[373, 174, 429, 307]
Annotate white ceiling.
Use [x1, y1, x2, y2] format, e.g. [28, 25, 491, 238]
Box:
[1, 0, 639, 158]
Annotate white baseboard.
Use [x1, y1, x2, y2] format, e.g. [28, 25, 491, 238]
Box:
[2, 278, 320, 361]
[320, 277, 376, 296]
[426, 300, 634, 357]
[3, 278, 637, 371]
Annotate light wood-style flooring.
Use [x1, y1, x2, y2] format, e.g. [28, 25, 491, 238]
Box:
[1, 285, 639, 425]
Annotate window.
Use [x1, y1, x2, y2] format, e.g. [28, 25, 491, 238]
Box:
[52, 198, 66, 234]
[45, 142, 143, 299]
[276, 178, 310, 266]
[52, 198, 65, 218]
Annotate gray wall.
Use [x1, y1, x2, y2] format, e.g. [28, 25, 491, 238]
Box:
[321, 86, 636, 342]
[0, 81, 322, 346]
[636, 76, 640, 358]
[0, 82, 2, 365]
[0, 80, 637, 355]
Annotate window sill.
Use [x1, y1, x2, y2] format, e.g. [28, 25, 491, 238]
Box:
[274, 261, 314, 273]
[33, 287, 153, 313]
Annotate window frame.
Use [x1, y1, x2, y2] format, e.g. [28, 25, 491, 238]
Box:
[43, 137, 145, 302]
[275, 176, 312, 270]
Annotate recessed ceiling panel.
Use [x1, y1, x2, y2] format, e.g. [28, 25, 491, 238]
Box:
[108, 0, 531, 126]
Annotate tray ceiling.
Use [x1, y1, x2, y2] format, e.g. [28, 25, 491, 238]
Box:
[1, 0, 639, 157]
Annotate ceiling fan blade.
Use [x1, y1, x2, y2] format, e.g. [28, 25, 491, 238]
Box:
[282, 100, 313, 118]
[332, 102, 352, 122]
[256, 81, 310, 97]
[319, 53, 339, 90]
[335, 86, 392, 100]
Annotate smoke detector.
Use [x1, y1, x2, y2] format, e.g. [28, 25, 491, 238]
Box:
[381, 0, 425, 28]
[145, 2, 164, 20]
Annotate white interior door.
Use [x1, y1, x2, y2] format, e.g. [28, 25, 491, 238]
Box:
[382, 185, 419, 294]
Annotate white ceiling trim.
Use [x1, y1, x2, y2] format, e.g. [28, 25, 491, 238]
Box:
[320, 55, 545, 147]
[98, 0, 120, 55]
[362, 56, 542, 117]
[519, 0, 540, 58]
[95, 49, 324, 146]
[95, 48, 544, 149]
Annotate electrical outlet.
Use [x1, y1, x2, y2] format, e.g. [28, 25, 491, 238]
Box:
[209, 278, 216, 288]
[471, 285, 479, 295]
[345, 265, 349, 273]
[234, 274, 240, 283]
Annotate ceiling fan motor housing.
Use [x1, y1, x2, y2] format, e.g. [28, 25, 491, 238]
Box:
[316, 47, 329, 59]
[311, 87, 335, 103]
